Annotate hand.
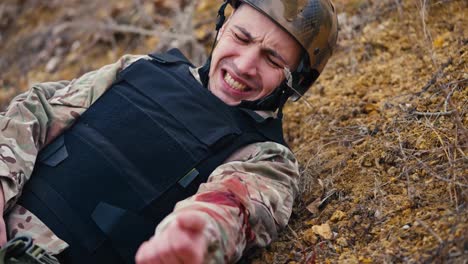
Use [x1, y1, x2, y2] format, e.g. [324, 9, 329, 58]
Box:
[135, 211, 209, 264]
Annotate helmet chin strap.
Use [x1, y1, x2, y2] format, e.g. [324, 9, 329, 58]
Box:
[236, 66, 296, 114]
[237, 83, 292, 114]
[212, 1, 229, 51]
[198, 1, 229, 89]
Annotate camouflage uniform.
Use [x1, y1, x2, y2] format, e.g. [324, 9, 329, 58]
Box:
[0, 54, 300, 263]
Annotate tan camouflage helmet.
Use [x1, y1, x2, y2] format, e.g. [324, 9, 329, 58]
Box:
[229, 0, 339, 100]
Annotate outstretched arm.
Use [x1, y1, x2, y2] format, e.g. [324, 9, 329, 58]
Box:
[136, 142, 300, 263]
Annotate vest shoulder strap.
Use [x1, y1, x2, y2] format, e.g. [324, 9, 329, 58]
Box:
[148, 48, 193, 66]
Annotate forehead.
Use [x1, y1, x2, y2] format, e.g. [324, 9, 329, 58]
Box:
[227, 4, 302, 59]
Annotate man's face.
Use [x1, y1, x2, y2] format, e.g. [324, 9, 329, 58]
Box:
[208, 4, 302, 106]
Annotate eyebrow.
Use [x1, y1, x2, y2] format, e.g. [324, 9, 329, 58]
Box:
[234, 25, 288, 66]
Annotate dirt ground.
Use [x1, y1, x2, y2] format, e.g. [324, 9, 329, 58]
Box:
[0, 0, 466, 263]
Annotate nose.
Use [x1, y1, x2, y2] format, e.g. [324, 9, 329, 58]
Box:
[234, 47, 259, 77]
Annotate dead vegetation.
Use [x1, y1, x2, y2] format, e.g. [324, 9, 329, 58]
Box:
[0, 0, 213, 108]
[271, 0, 467, 263]
[0, 0, 466, 263]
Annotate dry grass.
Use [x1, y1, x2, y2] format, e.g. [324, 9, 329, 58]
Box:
[277, 0, 467, 262]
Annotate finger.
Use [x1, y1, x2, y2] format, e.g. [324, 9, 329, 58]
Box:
[136, 213, 208, 264]
[168, 225, 206, 264]
[169, 241, 203, 264]
[177, 212, 206, 232]
[136, 236, 174, 264]
[135, 241, 152, 264]
[136, 229, 184, 264]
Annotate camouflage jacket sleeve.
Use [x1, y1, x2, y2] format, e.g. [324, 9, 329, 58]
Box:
[0, 54, 147, 211]
[155, 141, 300, 263]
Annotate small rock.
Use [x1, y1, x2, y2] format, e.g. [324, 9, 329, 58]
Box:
[306, 197, 321, 215]
[374, 209, 383, 219]
[330, 210, 346, 222]
[303, 228, 318, 244]
[312, 223, 333, 240]
[71, 41, 81, 51]
[45, 56, 61, 73]
[336, 237, 348, 247]
[402, 224, 410, 230]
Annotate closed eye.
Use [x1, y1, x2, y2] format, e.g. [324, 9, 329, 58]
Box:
[234, 32, 249, 43]
[267, 56, 282, 68]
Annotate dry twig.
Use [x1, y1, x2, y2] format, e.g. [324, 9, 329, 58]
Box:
[416, 58, 453, 95]
[98, 23, 194, 41]
[416, 218, 444, 244]
[411, 110, 454, 117]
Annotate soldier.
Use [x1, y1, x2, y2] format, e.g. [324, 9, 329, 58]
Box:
[0, 0, 338, 263]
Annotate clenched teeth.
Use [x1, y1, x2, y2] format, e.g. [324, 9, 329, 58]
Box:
[224, 72, 247, 91]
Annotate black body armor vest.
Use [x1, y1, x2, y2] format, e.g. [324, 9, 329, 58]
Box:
[18, 49, 286, 264]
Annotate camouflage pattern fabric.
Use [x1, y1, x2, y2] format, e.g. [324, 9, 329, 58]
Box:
[0, 55, 300, 263]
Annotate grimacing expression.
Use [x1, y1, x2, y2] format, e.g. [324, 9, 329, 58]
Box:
[208, 4, 302, 106]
